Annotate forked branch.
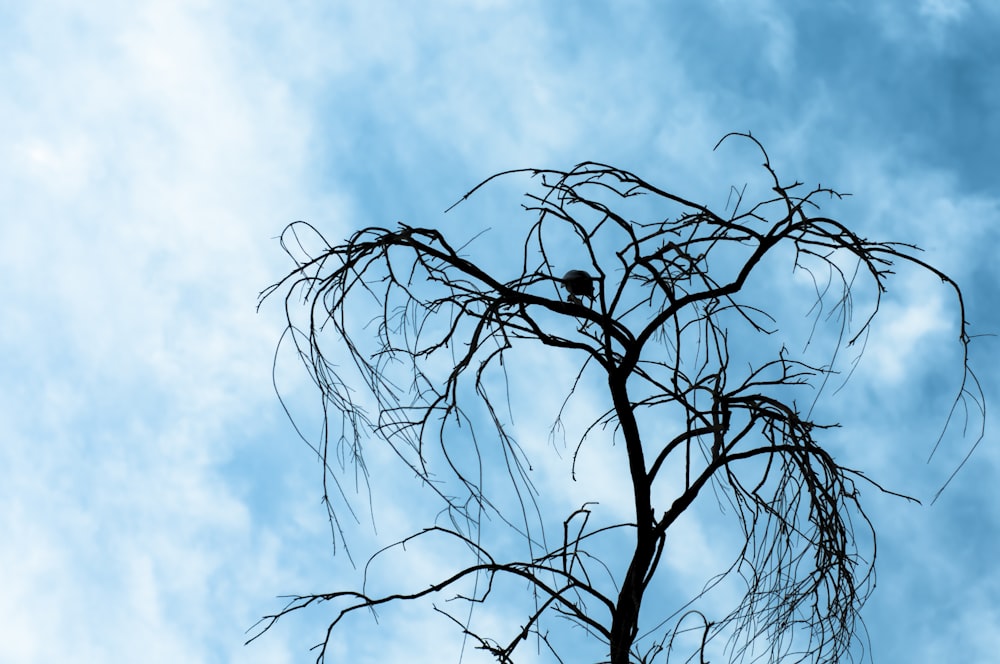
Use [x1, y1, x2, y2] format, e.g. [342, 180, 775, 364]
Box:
[255, 134, 982, 664]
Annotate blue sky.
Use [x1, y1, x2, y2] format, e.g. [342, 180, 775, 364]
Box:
[1, 1, 998, 662]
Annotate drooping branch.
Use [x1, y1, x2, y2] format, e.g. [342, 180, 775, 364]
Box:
[255, 133, 982, 664]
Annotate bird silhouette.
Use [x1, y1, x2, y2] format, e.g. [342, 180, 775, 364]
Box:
[561, 269, 595, 303]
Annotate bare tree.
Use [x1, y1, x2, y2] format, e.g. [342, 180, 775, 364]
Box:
[250, 134, 982, 663]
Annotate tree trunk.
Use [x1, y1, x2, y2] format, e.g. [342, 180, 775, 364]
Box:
[608, 371, 654, 664]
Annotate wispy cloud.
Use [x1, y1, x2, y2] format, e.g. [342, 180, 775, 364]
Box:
[2, 1, 997, 662]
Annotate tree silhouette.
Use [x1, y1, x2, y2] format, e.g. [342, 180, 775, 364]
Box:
[250, 134, 982, 663]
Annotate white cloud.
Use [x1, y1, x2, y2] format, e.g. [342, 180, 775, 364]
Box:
[873, 0, 977, 47]
[0, 1, 346, 662]
[2, 1, 997, 662]
[919, 0, 971, 23]
[862, 287, 950, 385]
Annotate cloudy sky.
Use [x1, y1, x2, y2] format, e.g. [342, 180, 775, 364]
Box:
[2, 1, 998, 662]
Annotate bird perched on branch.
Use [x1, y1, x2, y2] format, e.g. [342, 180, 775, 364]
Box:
[561, 269, 596, 304]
